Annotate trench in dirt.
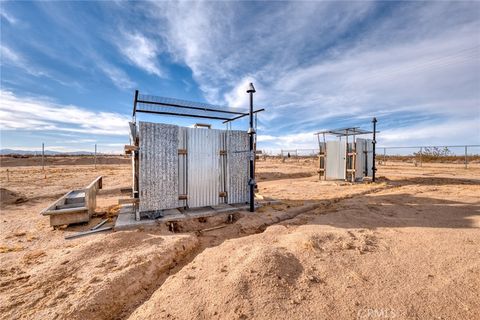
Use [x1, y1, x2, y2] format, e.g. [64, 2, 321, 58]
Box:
[109, 182, 396, 320]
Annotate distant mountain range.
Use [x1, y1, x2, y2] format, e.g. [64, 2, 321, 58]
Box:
[0, 149, 98, 155]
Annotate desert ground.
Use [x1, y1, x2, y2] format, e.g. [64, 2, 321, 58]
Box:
[0, 156, 479, 319]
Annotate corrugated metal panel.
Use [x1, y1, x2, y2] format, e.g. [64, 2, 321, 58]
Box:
[355, 139, 367, 179]
[326, 140, 346, 180]
[187, 128, 221, 208]
[226, 130, 249, 204]
[139, 122, 179, 212]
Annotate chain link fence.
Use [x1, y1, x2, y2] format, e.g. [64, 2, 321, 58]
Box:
[0, 143, 127, 169]
[378, 145, 480, 168]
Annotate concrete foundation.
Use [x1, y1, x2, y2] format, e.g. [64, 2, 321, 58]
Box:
[115, 203, 252, 231]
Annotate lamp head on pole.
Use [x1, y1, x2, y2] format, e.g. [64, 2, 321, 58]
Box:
[246, 82, 256, 93]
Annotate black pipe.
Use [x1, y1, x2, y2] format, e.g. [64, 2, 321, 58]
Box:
[247, 83, 256, 212]
[372, 117, 377, 182]
[222, 108, 265, 124]
[133, 90, 139, 116]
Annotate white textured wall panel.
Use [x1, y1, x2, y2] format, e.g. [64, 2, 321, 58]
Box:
[326, 140, 346, 180]
[226, 130, 249, 204]
[139, 122, 179, 212]
[187, 128, 221, 208]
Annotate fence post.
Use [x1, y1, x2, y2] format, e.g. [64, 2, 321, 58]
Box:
[94, 144, 97, 169]
[419, 147, 422, 167]
[383, 147, 386, 165]
[42, 143, 45, 171]
[465, 145, 468, 169]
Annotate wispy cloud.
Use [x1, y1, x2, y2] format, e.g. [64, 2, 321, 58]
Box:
[1, 45, 85, 90]
[1, 45, 48, 77]
[0, 7, 17, 25]
[97, 61, 136, 90]
[0, 90, 130, 136]
[142, 1, 479, 147]
[117, 32, 165, 77]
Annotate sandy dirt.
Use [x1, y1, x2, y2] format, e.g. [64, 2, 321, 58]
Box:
[0, 159, 479, 319]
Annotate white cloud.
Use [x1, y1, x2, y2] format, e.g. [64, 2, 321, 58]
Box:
[257, 131, 318, 150]
[98, 61, 136, 89]
[0, 45, 49, 77]
[117, 32, 165, 77]
[142, 1, 479, 148]
[0, 90, 130, 136]
[224, 76, 257, 109]
[379, 118, 480, 146]
[0, 8, 17, 25]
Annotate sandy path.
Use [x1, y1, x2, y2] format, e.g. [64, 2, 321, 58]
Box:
[129, 181, 480, 320]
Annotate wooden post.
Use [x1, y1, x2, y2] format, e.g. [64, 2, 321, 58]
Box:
[383, 147, 386, 165]
[94, 144, 97, 169]
[465, 146, 468, 169]
[6, 169, 9, 182]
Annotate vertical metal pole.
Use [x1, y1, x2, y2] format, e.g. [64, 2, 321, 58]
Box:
[383, 147, 386, 165]
[372, 118, 377, 182]
[247, 83, 256, 212]
[465, 145, 468, 169]
[345, 129, 349, 182]
[323, 133, 326, 180]
[94, 144, 97, 169]
[42, 143, 45, 171]
[133, 89, 139, 118]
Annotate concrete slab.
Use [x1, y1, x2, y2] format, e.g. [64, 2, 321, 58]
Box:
[114, 203, 253, 231]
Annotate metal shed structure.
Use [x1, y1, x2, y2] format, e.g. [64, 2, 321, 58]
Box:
[126, 87, 264, 220]
[314, 120, 378, 182]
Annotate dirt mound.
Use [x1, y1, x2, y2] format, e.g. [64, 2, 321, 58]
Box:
[128, 225, 381, 320]
[0, 231, 199, 320]
[0, 188, 27, 206]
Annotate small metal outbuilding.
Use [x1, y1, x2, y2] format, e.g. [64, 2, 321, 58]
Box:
[126, 88, 264, 219]
[315, 123, 378, 182]
[136, 122, 249, 214]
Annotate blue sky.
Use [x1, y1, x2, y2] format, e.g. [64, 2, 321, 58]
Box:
[1, 1, 479, 154]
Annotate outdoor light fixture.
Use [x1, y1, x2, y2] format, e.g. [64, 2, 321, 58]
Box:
[247, 82, 256, 93]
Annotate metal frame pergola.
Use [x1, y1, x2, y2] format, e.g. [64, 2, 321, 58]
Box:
[314, 120, 378, 182]
[133, 90, 265, 123]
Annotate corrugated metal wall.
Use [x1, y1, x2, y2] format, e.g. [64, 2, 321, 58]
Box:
[138, 122, 249, 213]
[187, 128, 222, 208]
[355, 138, 373, 178]
[139, 122, 179, 212]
